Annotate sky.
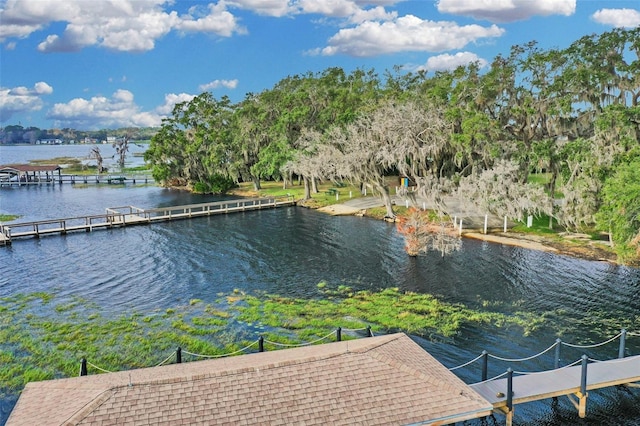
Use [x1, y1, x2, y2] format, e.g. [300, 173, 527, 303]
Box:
[1, 0, 639, 131]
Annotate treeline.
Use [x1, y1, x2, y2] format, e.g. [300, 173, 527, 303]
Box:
[0, 126, 157, 144]
[145, 28, 640, 263]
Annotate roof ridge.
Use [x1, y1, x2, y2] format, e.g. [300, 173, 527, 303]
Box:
[363, 335, 469, 394]
[67, 334, 406, 392]
[62, 389, 116, 425]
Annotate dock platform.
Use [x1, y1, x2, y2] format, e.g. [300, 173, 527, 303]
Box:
[470, 354, 640, 425]
[0, 196, 295, 244]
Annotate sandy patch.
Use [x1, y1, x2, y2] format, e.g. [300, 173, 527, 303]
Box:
[464, 232, 559, 253]
[317, 204, 363, 216]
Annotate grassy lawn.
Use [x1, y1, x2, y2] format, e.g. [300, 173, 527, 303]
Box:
[232, 180, 366, 209]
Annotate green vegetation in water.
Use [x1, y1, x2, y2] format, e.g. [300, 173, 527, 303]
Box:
[0, 214, 20, 222]
[0, 286, 559, 397]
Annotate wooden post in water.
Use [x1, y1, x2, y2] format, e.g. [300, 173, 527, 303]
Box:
[259, 336, 264, 352]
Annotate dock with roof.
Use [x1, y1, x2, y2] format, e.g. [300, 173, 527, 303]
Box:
[6, 333, 493, 426]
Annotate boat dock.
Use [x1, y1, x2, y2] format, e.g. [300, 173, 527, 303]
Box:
[443, 330, 640, 425]
[0, 173, 154, 186]
[0, 196, 295, 245]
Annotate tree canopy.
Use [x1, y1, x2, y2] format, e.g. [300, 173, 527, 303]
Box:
[145, 27, 640, 264]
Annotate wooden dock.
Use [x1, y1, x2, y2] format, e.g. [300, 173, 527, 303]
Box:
[0, 173, 153, 186]
[0, 196, 295, 245]
[470, 354, 640, 425]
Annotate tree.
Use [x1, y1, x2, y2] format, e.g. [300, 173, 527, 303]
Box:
[396, 208, 460, 257]
[596, 158, 640, 264]
[88, 146, 105, 173]
[456, 160, 551, 222]
[112, 136, 129, 169]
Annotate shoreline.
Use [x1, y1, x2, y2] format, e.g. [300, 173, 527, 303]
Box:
[315, 202, 620, 264]
[229, 188, 621, 265]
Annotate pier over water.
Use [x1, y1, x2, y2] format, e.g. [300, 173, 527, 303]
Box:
[0, 196, 295, 245]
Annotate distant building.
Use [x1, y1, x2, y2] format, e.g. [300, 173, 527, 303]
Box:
[36, 138, 63, 145]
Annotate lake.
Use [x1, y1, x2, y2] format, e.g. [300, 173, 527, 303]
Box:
[1, 144, 640, 425]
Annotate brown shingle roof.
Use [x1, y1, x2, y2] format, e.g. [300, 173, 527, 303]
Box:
[7, 333, 492, 425]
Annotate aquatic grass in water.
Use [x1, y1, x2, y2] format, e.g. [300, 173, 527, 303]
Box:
[0, 287, 548, 398]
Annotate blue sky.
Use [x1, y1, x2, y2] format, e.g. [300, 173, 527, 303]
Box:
[1, 0, 639, 130]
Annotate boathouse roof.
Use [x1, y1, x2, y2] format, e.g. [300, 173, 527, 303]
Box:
[0, 164, 61, 172]
[7, 333, 492, 425]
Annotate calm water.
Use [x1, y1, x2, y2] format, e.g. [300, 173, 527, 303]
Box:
[1, 145, 640, 425]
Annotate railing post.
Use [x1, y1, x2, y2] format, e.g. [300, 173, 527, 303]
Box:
[481, 350, 488, 382]
[176, 347, 182, 364]
[336, 327, 342, 342]
[506, 368, 514, 426]
[554, 338, 562, 369]
[366, 326, 372, 337]
[578, 354, 588, 418]
[80, 358, 87, 376]
[619, 329, 627, 359]
[259, 336, 264, 352]
[580, 355, 588, 396]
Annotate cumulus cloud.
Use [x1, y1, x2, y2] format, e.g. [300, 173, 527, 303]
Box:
[44, 90, 199, 128]
[417, 52, 488, 72]
[592, 8, 640, 28]
[199, 79, 239, 92]
[317, 15, 504, 57]
[436, 0, 576, 23]
[0, 81, 53, 122]
[155, 93, 197, 115]
[176, 3, 245, 36]
[1, 0, 244, 52]
[46, 89, 163, 128]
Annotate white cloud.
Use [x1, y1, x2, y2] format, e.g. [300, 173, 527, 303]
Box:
[156, 93, 197, 115]
[46, 89, 166, 128]
[176, 3, 245, 36]
[417, 52, 487, 72]
[592, 8, 640, 28]
[0, 82, 53, 122]
[221, 0, 295, 17]
[436, 0, 576, 23]
[298, 0, 360, 17]
[317, 15, 504, 57]
[1, 0, 245, 52]
[199, 79, 239, 92]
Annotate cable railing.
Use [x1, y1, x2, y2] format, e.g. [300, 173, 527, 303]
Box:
[447, 329, 636, 383]
[78, 326, 373, 377]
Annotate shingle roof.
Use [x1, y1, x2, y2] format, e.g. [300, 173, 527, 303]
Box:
[7, 333, 492, 425]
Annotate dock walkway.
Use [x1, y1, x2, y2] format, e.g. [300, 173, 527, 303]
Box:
[471, 355, 640, 423]
[0, 196, 295, 245]
[446, 330, 640, 425]
[0, 173, 153, 186]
